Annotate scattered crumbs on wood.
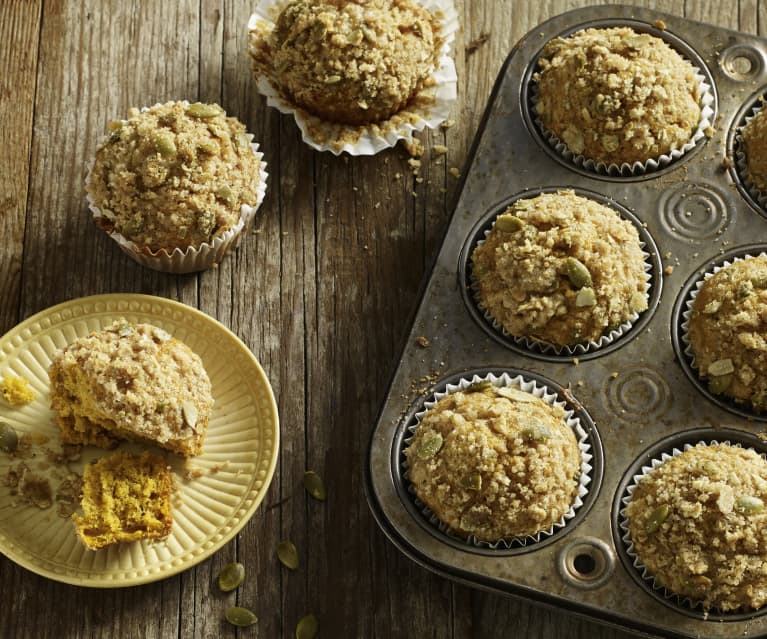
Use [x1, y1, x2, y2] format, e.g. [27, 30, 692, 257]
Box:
[433, 145, 448, 156]
[415, 177, 424, 184]
[394, 172, 402, 180]
[405, 139, 424, 158]
[653, 19, 667, 30]
[572, 357, 579, 366]
[416, 336, 430, 348]
[664, 265, 674, 276]
[610, 371, 619, 379]
[449, 167, 461, 178]
[407, 158, 421, 175]
[466, 32, 490, 55]
[440, 119, 455, 130]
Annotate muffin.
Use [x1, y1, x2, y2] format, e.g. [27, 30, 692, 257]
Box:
[49, 320, 213, 456]
[471, 190, 648, 346]
[687, 256, 767, 412]
[534, 26, 702, 166]
[625, 443, 767, 611]
[87, 100, 265, 270]
[406, 382, 581, 541]
[251, 0, 440, 126]
[73, 450, 173, 549]
[742, 106, 767, 193]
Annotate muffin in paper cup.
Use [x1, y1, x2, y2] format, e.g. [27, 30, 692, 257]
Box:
[247, 0, 458, 156]
[402, 371, 592, 550]
[679, 251, 767, 416]
[530, 25, 715, 177]
[619, 439, 767, 613]
[469, 190, 653, 358]
[735, 97, 767, 211]
[85, 101, 268, 274]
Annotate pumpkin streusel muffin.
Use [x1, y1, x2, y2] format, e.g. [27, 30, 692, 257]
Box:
[534, 26, 702, 166]
[73, 450, 173, 549]
[687, 255, 767, 412]
[406, 383, 581, 541]
[742, 107, 767, 193]
[471, 190, 648, 346]
[626, 443, 767, 611]
[49, 320, 213, 456]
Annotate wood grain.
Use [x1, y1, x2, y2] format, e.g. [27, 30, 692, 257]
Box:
[0, 1, 757, 638]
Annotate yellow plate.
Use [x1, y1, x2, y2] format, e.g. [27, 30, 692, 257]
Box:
[0, 294, 279, 587]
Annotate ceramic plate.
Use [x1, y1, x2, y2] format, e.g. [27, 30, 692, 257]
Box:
[0, 294, 279, 587]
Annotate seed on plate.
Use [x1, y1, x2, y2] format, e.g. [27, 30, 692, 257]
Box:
[225, 606, 258, 627]
[278, 540, 299, 570]
[303, 471, 326, 501]
[217, 562, 245, 591]
[296, 613, 319, 639]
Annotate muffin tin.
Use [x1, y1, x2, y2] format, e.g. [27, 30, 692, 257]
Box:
[365, 6, 767, 638]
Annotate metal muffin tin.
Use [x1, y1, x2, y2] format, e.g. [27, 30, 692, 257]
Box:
[365, 5, 767, 638]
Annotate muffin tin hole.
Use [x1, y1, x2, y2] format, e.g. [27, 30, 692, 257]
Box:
[727, 87, 767, 219]
[720, 44, 764, 81]
[612, 429, 767, 622]
[671, 245, 767, 422]
[520, 18, 717, 181]
[558, 537, 615, 589]
[391, 368, 604, 556]
[458, 186, 662, 363]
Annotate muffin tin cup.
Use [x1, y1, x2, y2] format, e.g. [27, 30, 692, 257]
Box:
[673, 246, 767, 421]
[85, 104, 268, 274]
[613, 429, 767, 622]
[525, 19, 716, 178]
[458, 187, 662, 362]
[734, 94, 767, 214]
[396, 369, 600, 555]
[246, 0, 458, 156]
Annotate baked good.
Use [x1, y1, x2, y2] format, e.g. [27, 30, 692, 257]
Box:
[252, 0, 440, 125]
[687, 256, 767, 412]
[49, 320, 213, 456]
[742, 107, 767, 192]
[406, 383, 581, 541]
[626, 443, 767, 611]
[73, 450, 173, 549]
[471, 190, 648, 346]
[1, 374, 35, 406]
[534, 26, 701, 166]
[87, 100, 262, 253]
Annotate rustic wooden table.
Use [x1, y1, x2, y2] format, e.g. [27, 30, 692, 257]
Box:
[0, 1, 753, 637]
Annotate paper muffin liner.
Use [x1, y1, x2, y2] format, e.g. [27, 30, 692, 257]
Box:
[529, 43, 715, 177]
[618, 439, 764, 615]
[469, 209, 653, 358]
[85, 103, 268, 274]
[247, 0, 458, 156]
[679, 251, 767, 416]
[735, 98, 767, 211]
[401, 372, 593, 550]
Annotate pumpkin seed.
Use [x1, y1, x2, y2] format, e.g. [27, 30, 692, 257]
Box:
[494, 387, 537, 403]
[522, 422, 553, 442]
[707, 358, 734, 377]
[154, 132, 177, 157]
[324, 75, 342, 84]
[460, 471, 482, 491]
[217, 185, 236, 206]
[0, 421, 18, 453]
[708, 373, 732, 395]
[645, 504, 669, 534]
[735, 495, 764, 514]
[181, 400, 198, 432]
[416, 433, 443, 459]
[197, 138, 218, 154]
[494, 213, 524, 233]
[465, 381, 493, 393]
[278, 540, 299, 570]
[217, 562, 245, 591]
[186, 102, 223, 118]
[575, 286, 596, 307]
[296, 614, 319, 639]
[225, 606, 258, 627]
[303, 471, 327, 501]
[235, 132, 251, 152]
[566, 257, 592, 288]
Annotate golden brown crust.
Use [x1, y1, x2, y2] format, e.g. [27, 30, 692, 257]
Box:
[534, 27, 701, 166]
[626, 444, 767, 611]
[688, 256, 767, 412]
[406, 385, 580, 541]
[471, 190, 648, 346]
[49, 320, 213, 456]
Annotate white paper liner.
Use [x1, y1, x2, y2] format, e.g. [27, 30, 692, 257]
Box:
[85, 102, 268, 274]
[530, 59, 715, 176]
[247, 0, 458, 156]
[735, 99, 767, 210]
[401, 372, 593, 549]
[469, 207, 653, 357]
[679, 252, 767, 414]
[619, 439, 765, 615]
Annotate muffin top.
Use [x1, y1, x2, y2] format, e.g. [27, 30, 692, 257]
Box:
[534, 26, 702, 166]
[253, 0, 440, 125]
[742, 107, 767, 193]
[626, 443, 767, 611]
[88, 101, 261, 252]
[471, 190, 648, 346]
[688, 256, 767, 412]
[406, 383, 581, 541]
